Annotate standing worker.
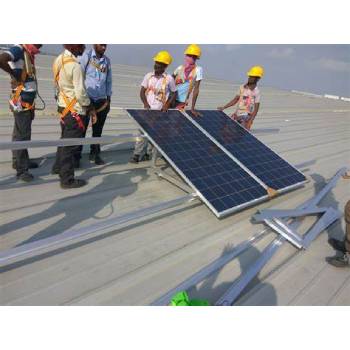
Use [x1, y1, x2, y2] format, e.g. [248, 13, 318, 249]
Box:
[0, 44, 42, 182]
[326, 200, 350, 267]
[217, 65, 264, 130]
[79, 44, 112, 165]
[51, 44, 96, 189]
[173, 44, 203, 116]
[129, 51, 176, 163]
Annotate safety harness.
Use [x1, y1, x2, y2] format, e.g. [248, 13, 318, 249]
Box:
[9, 49, 36, 112]
[235, 85, 257, 130]
[174, 65, 197, 106]
[53, 54, 85, 130]
[145, 73, 168, 105]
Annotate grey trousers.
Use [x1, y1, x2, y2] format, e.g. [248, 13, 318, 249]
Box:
[133, 131, 153, 157]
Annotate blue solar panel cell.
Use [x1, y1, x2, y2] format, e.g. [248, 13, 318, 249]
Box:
[186, 110, 306, 191]
[127, 109, 267, 217]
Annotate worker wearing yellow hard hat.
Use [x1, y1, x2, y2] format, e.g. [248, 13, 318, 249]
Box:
[130, 51, 176, 164]
[217, 65, 264, 130]
[173, 44, 203, 116]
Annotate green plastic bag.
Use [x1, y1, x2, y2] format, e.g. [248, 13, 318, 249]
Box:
[170, 291, 210, 306]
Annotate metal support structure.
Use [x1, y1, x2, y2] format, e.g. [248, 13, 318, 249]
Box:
[215, 238, 284, 306]
[151, 148, 193, 194]
[214, 167, 347, 305]
[0, 134, 143, 151]
[253, 207, 328, 221]
[0, 194, 197, 266]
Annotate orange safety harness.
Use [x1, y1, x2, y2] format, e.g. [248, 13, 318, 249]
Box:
[145, 74, 168, 105]
[53, 55, 85, 130]
[236, 85, 256, 130]
[10, 49, 36, 111]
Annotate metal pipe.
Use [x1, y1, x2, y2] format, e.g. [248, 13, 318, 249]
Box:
[151, 229, 270, 306]
[0, 194, 197, 266]
[0, 134, 143, 150]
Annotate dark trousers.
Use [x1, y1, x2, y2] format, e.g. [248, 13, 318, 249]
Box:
[345, 200, 350, 253]
[90, 99, 110, 155]
[12, 109, 34, 175]
[74, 115, 90, 161]
[52, 112, 88, 185]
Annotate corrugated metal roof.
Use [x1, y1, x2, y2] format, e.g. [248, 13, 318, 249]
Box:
[0, 53, 349, 305]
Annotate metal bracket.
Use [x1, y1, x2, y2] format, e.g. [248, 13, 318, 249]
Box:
[215, 167, 347, 305]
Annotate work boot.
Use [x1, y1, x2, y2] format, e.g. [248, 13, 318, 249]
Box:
[94, 154, 105, 165]
[60, 179, 87, 189]
[17, 172, 34, 182]
[129, 154, 140, 163]
[326, 253, 350, 268]
[328, 238, 346, 253]
[142, 153, 152, 161]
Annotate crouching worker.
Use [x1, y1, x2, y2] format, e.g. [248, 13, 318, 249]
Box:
[217, 65, 264, 130]
[326, 200, 350, 268]
[51, 44, 96, 189]
[129, 51, 176, 163]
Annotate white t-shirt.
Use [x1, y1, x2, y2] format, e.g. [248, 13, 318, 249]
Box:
[141, 72, 176, 110]
[235, 84, 261, 116]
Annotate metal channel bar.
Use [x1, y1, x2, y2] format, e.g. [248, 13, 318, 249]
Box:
[0, 134, 142, 150]
[300, 167, 348, 209]
[126, 110, 222, 218]
[0, 194, 197, 266]
[215, 237, 284, 306]
[151, 228, 270, 306]
[214, 168, 346, 305]
[254, 207, 328, 221]
[302, 208, 341, 248]
[264, 218, 303, 249]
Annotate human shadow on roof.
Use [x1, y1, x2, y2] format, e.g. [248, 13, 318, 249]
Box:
[187, 243, 277, 306]
[0, 161, 150, 246]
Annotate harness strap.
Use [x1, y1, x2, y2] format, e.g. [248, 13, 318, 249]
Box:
[145, 74, 168, 105]
[53, 55, 79, 119]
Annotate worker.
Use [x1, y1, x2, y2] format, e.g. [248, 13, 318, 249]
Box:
[51, 44, 96, 189]
[217, 65, 264, 130]
[79, 44, 112, 165]
[129, 51, 176, 164]
[0, 44, 42, 182]
[326, 200, 350, 267]
[173, 44, 203, 116]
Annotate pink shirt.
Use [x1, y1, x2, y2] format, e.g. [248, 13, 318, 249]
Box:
[141, 72, 176, 110]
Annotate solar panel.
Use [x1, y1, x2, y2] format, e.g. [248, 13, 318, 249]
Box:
[127, 109, 268, 217]
[185, 110, 306, 192]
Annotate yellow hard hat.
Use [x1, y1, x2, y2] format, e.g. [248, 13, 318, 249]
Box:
[153, 51, 173, 65]
[184, 44, 201, 58]
[247, 65, 264, 78]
